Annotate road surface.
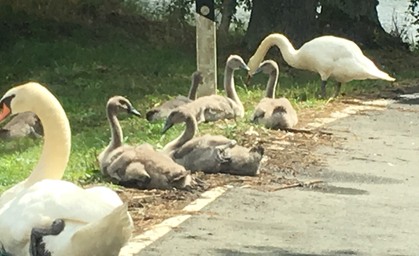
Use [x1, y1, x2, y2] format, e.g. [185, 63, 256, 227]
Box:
[135, 95, 419, 256]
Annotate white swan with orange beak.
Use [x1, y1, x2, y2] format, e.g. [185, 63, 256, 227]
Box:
[0, 82, 133, 256]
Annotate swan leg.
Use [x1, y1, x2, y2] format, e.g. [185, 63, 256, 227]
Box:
[30, 219, 65, 256]
[215, 148, 231, 163]
[215, 140, 237, 163]
[334, 82, 342, 98]
[320, 80, 327, 99]
[218, 140, 237, 150]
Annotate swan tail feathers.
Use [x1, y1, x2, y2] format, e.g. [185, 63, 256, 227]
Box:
[69, 203, 133, 255]
[381, 74, 396, 82]
[370, 70, 396, 82]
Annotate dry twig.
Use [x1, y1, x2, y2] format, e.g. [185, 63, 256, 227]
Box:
[269, 179, 324, 192]
[340, 99, 387, 108]
[283, 127, 333, 135]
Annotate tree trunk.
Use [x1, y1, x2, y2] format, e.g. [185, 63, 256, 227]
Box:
[318, 0, 407, 49]
[244, 0, 319, 51]
[218, 0, 237, 35]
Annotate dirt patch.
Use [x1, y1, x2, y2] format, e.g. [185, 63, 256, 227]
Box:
[297, 102, 349, 127]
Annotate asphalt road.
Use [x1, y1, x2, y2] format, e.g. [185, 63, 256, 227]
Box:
[136, 96, 419, 256]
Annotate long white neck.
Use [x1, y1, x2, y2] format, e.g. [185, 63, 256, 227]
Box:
[187, 74, 201, 100]
[163, 115, 196, 155]
[224, 66, 244, 111]
[251, 34, 301, 70]
[25, 87, 71, 187]
[107, 106, 123, 150]
[265, 68, 279, 99]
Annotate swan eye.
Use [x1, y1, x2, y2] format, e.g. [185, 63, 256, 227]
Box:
[119, 100, 129, 109]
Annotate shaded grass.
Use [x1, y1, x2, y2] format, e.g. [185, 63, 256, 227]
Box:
[0, 21, 418, 193]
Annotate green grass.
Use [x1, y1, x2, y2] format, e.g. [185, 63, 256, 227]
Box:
[0, 21, 418, 194]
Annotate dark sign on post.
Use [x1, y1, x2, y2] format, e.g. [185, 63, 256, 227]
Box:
[196, 0, 215, 22]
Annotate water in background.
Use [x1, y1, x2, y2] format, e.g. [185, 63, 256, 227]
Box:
[142, 0, 419, 46]
[377, 0, 418, 46]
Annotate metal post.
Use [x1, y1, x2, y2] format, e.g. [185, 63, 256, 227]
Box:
[196, 0, 217, 97]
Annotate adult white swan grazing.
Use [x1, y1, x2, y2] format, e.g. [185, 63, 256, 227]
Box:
[247, 33, 396, 98]
[0, 82, 133, 256]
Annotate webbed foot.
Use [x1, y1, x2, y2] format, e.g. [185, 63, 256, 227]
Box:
[215, 140, 237, 163]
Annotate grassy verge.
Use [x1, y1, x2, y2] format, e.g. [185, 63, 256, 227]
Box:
[0, 20, 418, 194]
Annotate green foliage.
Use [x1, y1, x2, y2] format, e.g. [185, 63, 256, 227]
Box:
[215, 0, 252, 21]
[0, 28, 397, 193]
[409, 0, 419, 21]
[408, 0, 419, 45]
[319, 0, 378, 21]
[1, 0, 128, 23]
[0, 8, 413, 193]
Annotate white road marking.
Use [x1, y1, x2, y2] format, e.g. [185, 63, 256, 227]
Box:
[119, 186, 228, 255]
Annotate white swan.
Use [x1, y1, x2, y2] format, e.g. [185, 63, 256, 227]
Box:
[247, 33, 396, 98]
[0, 82, 133, 256]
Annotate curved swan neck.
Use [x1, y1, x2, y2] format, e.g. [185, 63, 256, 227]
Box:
[165, 115, 196, 153]
[265, 69, 279, 98]
[255, 34, 300, 69]
[107, 106, 123, 149]
[224, 66, 243, 110]
[188, 75, 201, 100]
[26, 87, 71, 187]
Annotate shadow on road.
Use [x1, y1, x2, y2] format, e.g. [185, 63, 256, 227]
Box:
[379, 85, 419, 106]
[300, 167, 403, 185]
[214, 247, 361, 256]
[213, 247, 407, 256]
[303, 184, 369, 195]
